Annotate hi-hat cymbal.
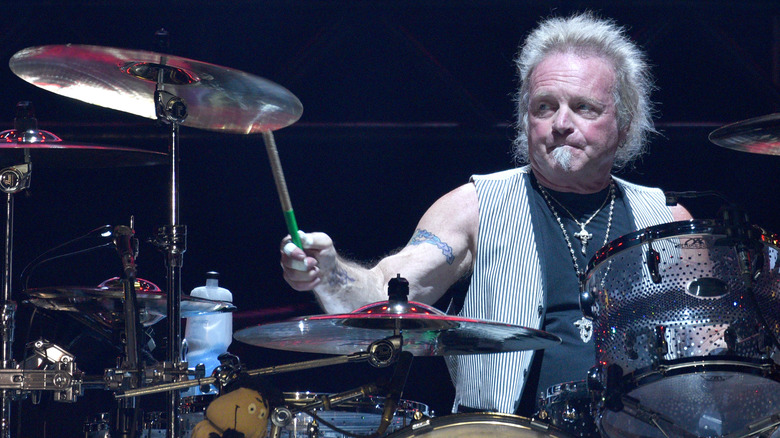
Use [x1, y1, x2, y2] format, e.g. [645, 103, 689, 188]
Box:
[709, 113, 780, 155]
[25, 280, 236, 329]
[1, 129, 168, 168]
[9, 45, 303, 134]
[233, 300, 560, 356]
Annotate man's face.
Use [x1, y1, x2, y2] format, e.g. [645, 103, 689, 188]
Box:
[527, 52, 623, 192]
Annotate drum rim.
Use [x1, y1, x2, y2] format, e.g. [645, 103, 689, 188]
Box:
[613, 356, 780, 392]
[584, 219, 780, 276]
[385, 412, 574, 437]
[280, 391, 430, 415]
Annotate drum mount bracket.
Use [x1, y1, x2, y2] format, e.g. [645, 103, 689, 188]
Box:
[268, 383, 380, 438]
[104, 360, 189, 392]
[0, 339, 82, 403]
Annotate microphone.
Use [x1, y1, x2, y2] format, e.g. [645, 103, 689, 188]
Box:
[113, 225, 138, 278]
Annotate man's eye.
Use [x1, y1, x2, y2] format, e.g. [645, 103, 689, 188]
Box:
[576, 102, 600, 114]
[533, 102, 553, 115]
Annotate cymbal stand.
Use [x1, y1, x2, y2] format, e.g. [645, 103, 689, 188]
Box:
[152, 61, 189, 438]
[0, 103, 40, 438]
[0, 164, 26, 438]
[114, 224, 143, 438]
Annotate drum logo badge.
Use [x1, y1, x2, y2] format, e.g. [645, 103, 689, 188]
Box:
[678, 237, 709, 249]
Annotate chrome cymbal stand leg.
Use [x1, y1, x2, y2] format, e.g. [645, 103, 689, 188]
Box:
[155, 72, 188, 438]
[115, 227, 143, 438]
[0, 193, 15, 438]
[0, 158, 32, 438]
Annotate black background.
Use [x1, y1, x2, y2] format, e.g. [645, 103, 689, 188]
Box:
[1, 1, 780, 436]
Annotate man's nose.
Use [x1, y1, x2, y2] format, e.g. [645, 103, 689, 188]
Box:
[552, 108, 574, 133]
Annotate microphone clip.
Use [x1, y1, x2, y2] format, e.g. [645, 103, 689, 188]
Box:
[113, 225, 139, 278]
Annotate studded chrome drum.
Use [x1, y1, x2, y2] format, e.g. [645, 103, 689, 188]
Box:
[582, 220, 780, 437]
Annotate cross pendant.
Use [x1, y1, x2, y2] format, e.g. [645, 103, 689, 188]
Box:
[573, 228, 592, 256]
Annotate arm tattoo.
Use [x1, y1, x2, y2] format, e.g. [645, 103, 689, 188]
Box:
[326, 266, 356, 287]
[408, 229, 455, 265]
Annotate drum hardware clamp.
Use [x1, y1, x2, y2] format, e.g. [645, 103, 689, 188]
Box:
[0, 339, 83, 403]
[116, 335, 405, 399]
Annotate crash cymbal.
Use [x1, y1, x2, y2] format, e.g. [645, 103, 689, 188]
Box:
[9, 45, 303, 134]
[0, 129, 168, 168]
[233, 300, 560, 356]
[709, 113, 780, 155]
[25, 279, 235, 329]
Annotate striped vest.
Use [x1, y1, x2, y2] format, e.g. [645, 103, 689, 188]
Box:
[447, 166, 674, 413]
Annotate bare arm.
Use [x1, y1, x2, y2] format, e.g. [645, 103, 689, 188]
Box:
[281, 183, 479, 313]
[670, 204, 693, 221]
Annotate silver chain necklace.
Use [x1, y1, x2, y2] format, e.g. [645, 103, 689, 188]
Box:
[537, 181, 616, 278]
[537, 182, 616, 343]
[542, 184, 612, 255]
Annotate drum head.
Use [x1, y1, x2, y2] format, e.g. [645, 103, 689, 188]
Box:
[386, 413, 573, 437]
[600, 369, 780, 437]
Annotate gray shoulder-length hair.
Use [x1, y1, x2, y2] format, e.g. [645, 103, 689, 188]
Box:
[512, 12, 656, 169]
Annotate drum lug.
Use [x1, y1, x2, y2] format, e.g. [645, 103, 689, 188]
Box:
[602, 364, 624, 412]
[652, 325, 669, 361]
[588, 363, 625, 412]
[622, 330, 639, 361]
[587, 365, 604, 393]
[759, 327, 775, 357]
[724, 318, 775, 357]
[646, 243, 662, 284]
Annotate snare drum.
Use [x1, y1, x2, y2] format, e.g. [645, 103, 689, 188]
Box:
[272, 392, 430, 437]
[386, 413, 573, 437]
[582, 220, 780, 438]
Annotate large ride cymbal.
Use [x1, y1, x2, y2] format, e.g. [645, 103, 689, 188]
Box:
[9, 45, 303, 134]
[233, 300, 561, 356]
[709, 113, 780, 155]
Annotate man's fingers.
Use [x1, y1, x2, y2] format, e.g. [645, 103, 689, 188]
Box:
[282, 241, 300, 257]
[289, 258, 307, 271]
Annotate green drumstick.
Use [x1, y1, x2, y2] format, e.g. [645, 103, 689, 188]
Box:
[263, 131, 302, 248]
